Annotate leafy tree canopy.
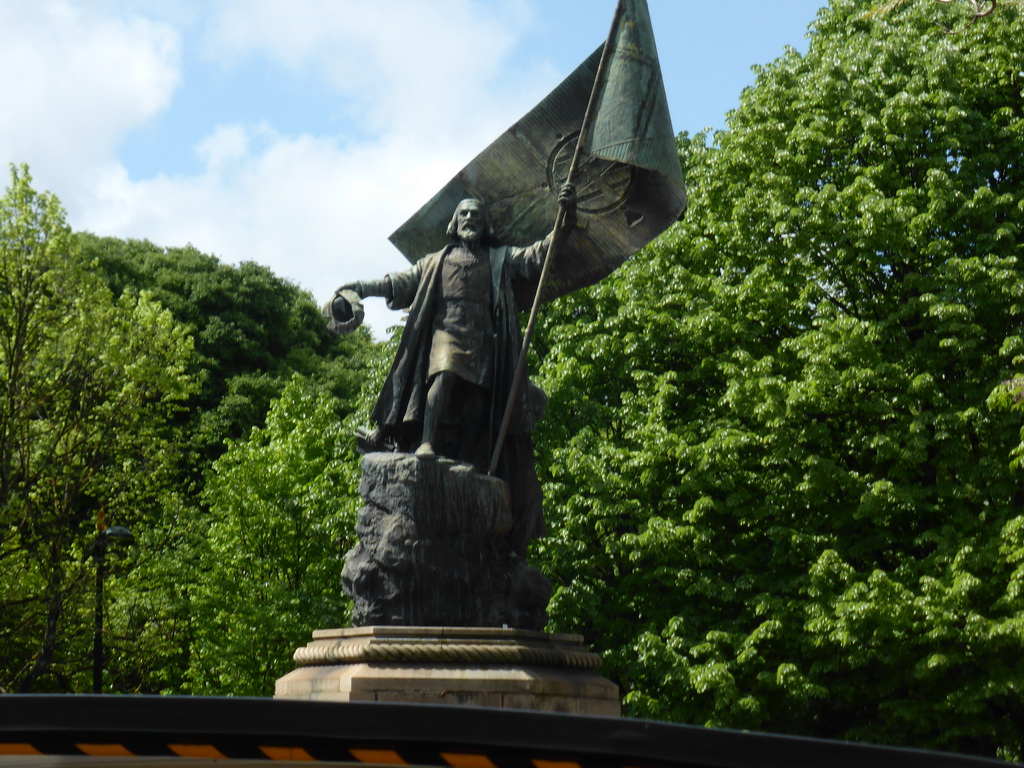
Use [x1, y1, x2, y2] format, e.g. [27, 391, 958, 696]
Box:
[0, 166, 195, 692]
[534, 0, 1024, 758]
[0, 171, 376, 695]
[79, 234, 372, 470]
[182, 374, 361, 696]
[66, 236, 375, 695]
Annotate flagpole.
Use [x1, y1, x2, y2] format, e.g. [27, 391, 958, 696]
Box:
[488, 0, 627, 477]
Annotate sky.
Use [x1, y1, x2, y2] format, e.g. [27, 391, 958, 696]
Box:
[0, 0, 826, 337]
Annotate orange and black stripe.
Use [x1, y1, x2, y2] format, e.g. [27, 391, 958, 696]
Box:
[0, 695, 1000, 768]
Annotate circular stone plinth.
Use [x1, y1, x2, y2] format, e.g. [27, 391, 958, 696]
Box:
[278, 626, 620, 715]
[293, 626, 603, 669]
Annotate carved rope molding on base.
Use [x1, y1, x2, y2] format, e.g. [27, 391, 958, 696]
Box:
[293, 639, 603, 669]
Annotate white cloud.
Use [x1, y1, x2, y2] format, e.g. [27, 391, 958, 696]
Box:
[0, 0, 180, 195]
[199, 0, 550, 148]
[79, 122, 467, 337]
[1, 0, 567, 337]
[90, 2, 560, 335]
[202, 1, 532, 110]
[196, 124, 252, 169]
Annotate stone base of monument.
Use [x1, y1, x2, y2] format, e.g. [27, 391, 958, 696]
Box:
[342, 453, 551, 630]
[274, 626, 621, 716]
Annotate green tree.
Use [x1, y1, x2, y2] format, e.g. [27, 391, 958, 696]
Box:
[182, 373, 362, 696]
[64, 239, 376, 695]
[79, 234, 372, 474]
[534, 0, 1024, 758]
[0, 166, 195, 692]
[175, 327, 397, 696]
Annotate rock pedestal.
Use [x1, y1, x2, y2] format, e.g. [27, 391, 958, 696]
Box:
[275, 626, 620, 716]
[281, 453, 619, 714]
[342, 453, 550, 630]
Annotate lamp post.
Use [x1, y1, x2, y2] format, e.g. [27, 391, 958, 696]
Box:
[92, 525, 134, 694]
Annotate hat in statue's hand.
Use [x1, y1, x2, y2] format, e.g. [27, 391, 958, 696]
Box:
[326, 289, 364, 334]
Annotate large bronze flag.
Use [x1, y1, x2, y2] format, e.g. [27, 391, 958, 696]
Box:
[389, 0, 685, 301]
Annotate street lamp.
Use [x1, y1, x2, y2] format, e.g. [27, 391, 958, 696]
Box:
[92, 525, 134, 694]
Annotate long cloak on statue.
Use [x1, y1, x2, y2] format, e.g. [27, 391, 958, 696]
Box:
[370, 237, 554, 555]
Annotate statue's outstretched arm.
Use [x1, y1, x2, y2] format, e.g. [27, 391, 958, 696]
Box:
[322, 278, 391, 335]
[338, 279, 390, 301]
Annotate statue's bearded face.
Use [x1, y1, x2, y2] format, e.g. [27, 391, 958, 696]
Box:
[455, 201, 486, 244]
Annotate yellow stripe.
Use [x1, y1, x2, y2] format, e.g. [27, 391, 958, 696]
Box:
[349, 749, 407, 765]
[533, 761, 581, 768]
[169, 744, 228, 759]
[77, 744, 135, 757]
[0, 744, 42, 756]
[260, 746, 317, 761]
[441, 754, 498, 768]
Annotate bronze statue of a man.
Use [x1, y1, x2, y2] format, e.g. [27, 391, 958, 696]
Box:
[325, 184, 576, 556]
